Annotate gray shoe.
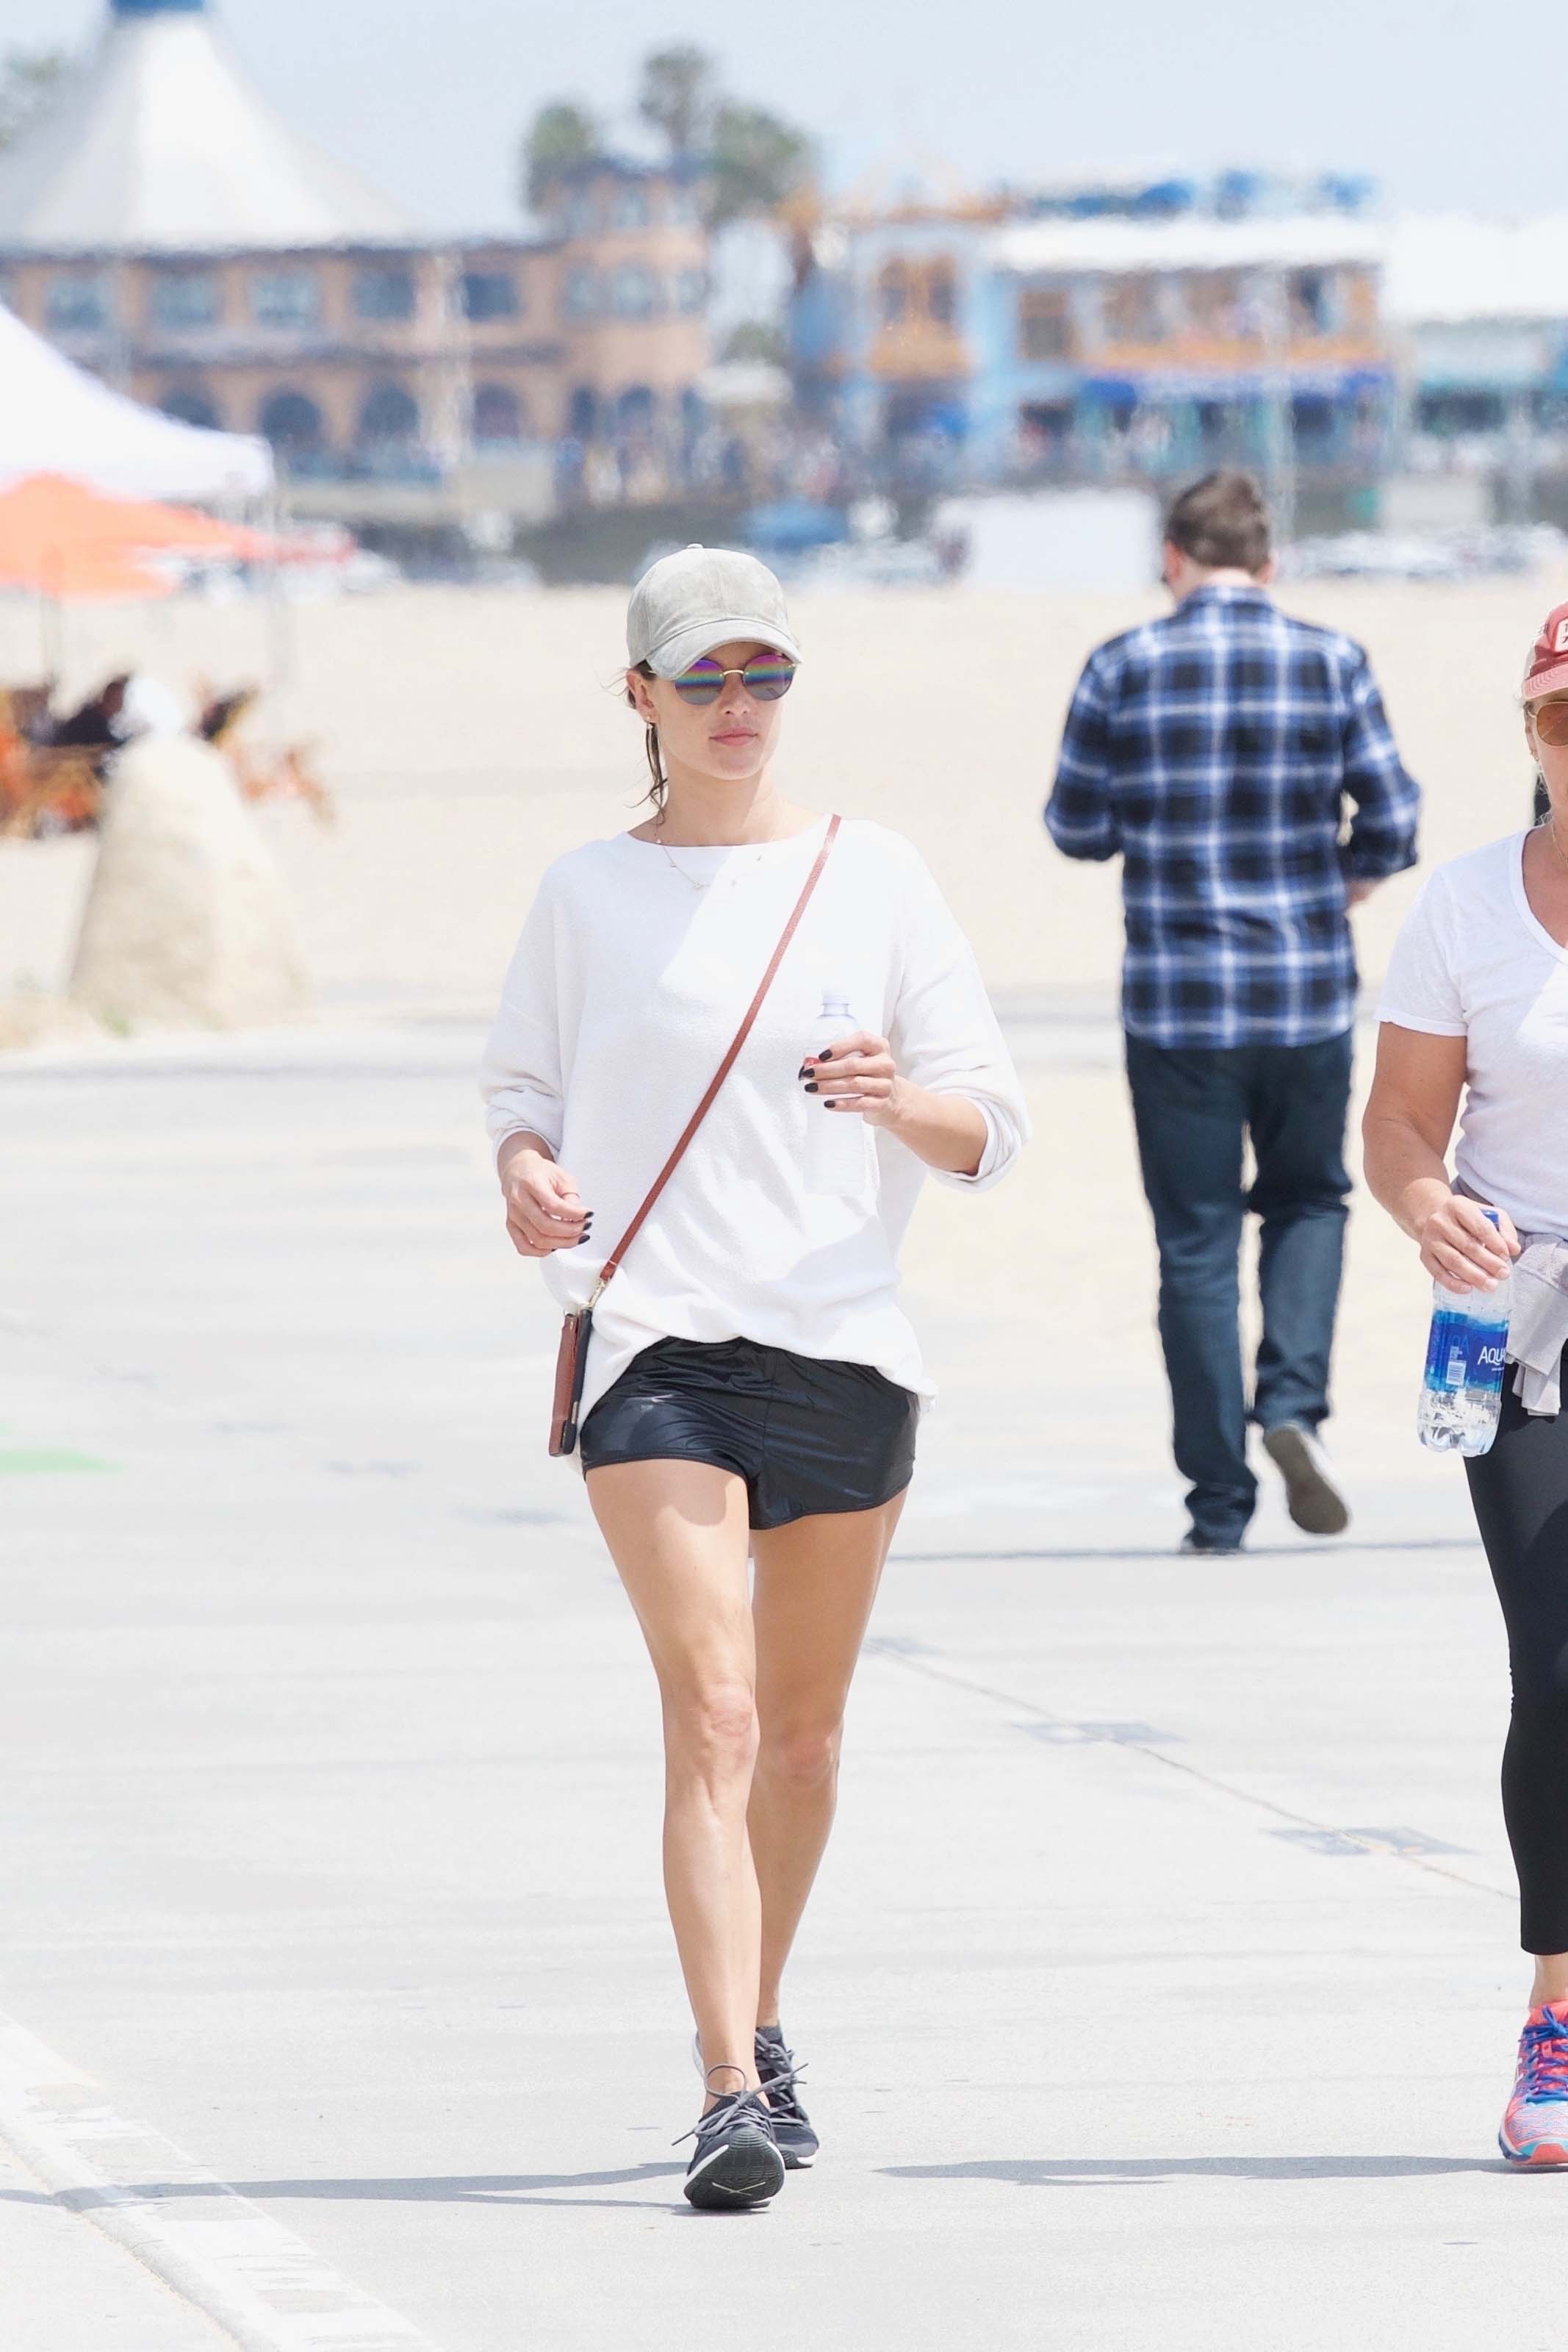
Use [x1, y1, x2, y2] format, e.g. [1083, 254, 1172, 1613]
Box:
[755, 2024, 818, 2170]
[1262, 1421, 1351, 1537]
[677, 2074, 785, 2212]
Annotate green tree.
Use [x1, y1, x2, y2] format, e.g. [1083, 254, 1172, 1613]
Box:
[0, 48, 71, 153]
[520, 100, 600, 212]
[709, 103, 813, 230]
[636, 46, 716, 162]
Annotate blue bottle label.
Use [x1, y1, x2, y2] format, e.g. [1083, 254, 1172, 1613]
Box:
[1423, 1308, 1508, 1395]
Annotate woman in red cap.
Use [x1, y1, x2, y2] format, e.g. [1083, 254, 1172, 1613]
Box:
[1364, 598, 1568, 2166]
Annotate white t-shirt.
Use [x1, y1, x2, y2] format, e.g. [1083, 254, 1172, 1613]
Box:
[480, 816, 1029, 1427]
[1377, 829, 1568, 1237]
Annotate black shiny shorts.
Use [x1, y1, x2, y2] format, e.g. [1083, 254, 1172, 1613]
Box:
[580, 1335, 919, 1530]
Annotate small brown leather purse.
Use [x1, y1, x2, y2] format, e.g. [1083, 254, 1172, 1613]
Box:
[549, 814, 841, 1456]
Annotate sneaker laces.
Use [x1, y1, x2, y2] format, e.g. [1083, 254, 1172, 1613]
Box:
[1518, 2008, 1568, 2102]
[674, 2068, 777, 2151]
[755, 2037, 809, 2124]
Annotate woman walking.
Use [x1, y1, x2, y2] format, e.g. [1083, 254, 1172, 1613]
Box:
[481, 547, 1026, 2209]
[1364, 597, 1568, 2166]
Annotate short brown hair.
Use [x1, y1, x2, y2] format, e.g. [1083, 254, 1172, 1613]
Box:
[1164, 470, 1272, 573]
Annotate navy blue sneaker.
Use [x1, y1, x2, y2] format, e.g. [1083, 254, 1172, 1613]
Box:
[677, 2073, 785, 2212]
[756, 2025, 818, 2169]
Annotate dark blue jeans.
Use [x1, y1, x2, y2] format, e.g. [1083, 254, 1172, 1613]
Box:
[1125, 1030, 1353, 1544]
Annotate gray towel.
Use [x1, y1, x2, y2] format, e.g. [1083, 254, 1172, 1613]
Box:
[1506, 1238, 1568, 1416]
[1456, 1180, 1568, 1415]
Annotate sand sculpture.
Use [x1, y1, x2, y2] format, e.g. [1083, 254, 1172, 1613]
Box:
[69, 736, 311, 1030]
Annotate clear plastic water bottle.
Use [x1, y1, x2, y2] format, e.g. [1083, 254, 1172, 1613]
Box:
[1417, 1211, 1512, 1457]
[803, 987, 871, 1199]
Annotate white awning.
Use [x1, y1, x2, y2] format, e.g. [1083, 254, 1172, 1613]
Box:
[0, 302, 271, 501]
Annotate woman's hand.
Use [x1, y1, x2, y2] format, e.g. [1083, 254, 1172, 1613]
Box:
[1414, 1193, 1521, 1291]
[499, 1141, 593, 1259]
[798, 1029, 989, 1175]
[799, 1030, 905, 1128]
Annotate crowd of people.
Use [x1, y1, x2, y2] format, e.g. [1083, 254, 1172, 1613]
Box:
[479, 483, 1568, 2207]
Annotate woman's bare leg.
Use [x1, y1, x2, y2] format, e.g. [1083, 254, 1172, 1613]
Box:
[748, 1491, 907, 2028]
[588, 1458, 762, 2091]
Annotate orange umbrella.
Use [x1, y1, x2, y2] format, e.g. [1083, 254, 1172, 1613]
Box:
[0, 473, 270, 601]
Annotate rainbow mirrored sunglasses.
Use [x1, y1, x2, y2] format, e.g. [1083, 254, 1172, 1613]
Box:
[669, 651, 796, 706]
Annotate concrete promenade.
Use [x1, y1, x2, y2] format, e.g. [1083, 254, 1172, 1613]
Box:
[0, 1018, 1554, 2352]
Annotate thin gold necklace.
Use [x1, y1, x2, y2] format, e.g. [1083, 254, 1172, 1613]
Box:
[1550, 817, 1568, 876]
[658, 839, 712, 892]
[656, 834, 770, 894]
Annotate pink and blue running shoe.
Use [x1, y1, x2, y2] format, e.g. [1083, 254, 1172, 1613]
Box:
[1500, 2001, 1568, 2167]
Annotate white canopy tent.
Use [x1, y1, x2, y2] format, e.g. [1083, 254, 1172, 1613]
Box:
[0, 301, 271, 504]
[0, 0, 412, 257]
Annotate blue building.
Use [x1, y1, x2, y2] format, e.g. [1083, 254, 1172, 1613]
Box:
[791, 189, 1393, 496]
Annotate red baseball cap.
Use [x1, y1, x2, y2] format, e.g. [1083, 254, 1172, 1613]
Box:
[1524, 600, 1568, 700]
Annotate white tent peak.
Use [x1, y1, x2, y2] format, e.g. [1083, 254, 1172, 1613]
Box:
[0, 1, 414, 256]
[0, 301, 271, 501]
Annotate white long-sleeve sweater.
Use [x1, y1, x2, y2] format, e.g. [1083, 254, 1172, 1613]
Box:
[480, 816, 1029, 1428]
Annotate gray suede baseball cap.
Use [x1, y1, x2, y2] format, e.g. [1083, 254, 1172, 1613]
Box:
[627, 544, 802, 678]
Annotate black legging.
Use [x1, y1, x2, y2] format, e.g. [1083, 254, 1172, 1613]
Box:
[1467, 1359, 1568, 1954]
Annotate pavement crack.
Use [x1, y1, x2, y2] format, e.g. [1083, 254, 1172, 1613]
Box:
[866, 1643, 1513, 1907]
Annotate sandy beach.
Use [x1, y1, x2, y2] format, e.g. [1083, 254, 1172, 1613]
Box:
[0, 573, 1548, 1017]
[0, 570, 1553, 1505]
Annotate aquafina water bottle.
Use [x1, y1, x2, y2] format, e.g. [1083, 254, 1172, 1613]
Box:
[803, 986, 871, 1199]
[1417, 1209, 1512, 1457]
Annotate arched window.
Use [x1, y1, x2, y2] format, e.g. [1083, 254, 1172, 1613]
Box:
[611, 265, 658, 319]
[616, 385, 657, 440]
[926, 262, 957, 326]
[472, 384, 525, 444]
[563, 267, 598, 319]
[567, 386, 600, 441]
[879, 264, 910, 326]
[160, 387, 221, 431]
[357, 382, 421, 448]
[614, 184, 650, 230]
[675, 268, 708, 315]
[258, 388, 325, 455]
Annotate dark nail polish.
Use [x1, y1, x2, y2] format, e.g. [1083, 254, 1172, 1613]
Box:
[817, 1050, 832, 1063]
[805, 1082, 818, 1094]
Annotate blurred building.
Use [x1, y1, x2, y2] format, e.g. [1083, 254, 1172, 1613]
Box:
[0, 0, 711, 520]
[791, 179, 1391, 506]
[1386, 215, 1568, 521]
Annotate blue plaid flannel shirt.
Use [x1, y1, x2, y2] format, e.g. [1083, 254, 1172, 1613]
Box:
[1046, 584, 1420, 1049]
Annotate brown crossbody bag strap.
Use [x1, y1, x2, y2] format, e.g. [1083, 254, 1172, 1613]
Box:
[548, 814, 841, 1456]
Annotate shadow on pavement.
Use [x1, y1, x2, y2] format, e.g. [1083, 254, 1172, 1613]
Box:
[22, 2164, 690, 2212]
[892, 1541, 1483, 1563]
[885, 2154, 1500, 2184]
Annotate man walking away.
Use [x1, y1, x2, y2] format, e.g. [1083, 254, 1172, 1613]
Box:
[1046, 470, 1420, 1553]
